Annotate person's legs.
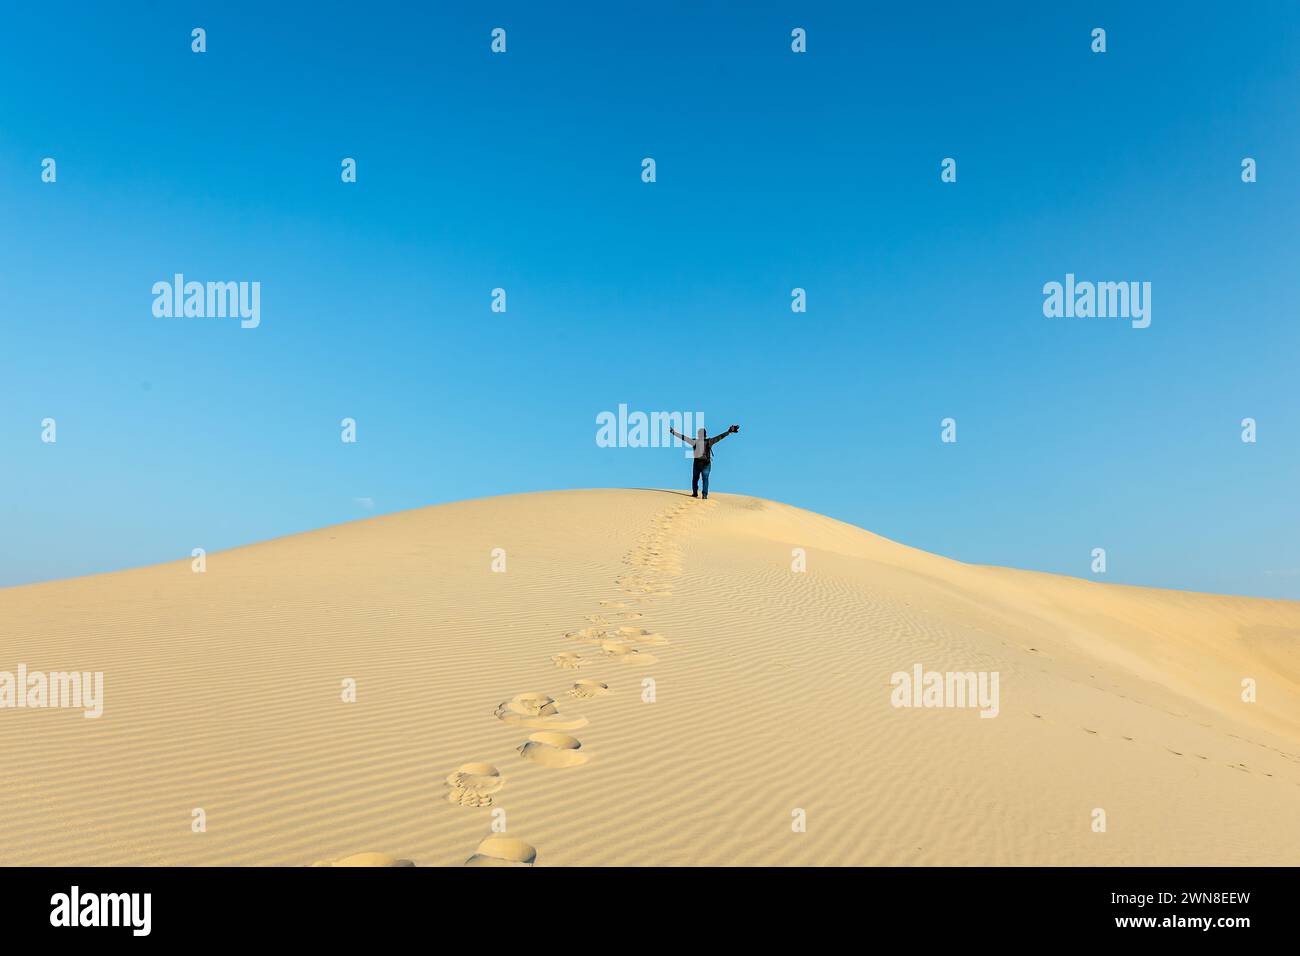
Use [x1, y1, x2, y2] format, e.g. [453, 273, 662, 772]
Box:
[691, 460, 702, 496]
[701, 463, 711, 498]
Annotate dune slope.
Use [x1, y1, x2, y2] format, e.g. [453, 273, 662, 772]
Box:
[2, 489, 1298, 865]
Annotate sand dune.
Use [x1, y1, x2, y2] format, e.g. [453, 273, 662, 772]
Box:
[2, 489, 1298, 865]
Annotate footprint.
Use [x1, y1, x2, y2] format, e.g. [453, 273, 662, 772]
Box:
[644, 558, 682, 570]
[599, 600, 632, 609]
[464, 836, 537, 867]
[567, 679, 611, 699]
[518, 732, 589, 768]
[585, 614, 610, 625]
[599, 640, 658, 666]
[609, 611, 644, 621]
[494, 693, 589, 730]
[565, 626, 609, 644]
[614, 626, 669, 645]
[551, 653, 588, 669]
[616, 573, 670, 589]
[620, 581, 670, 595]
[312, 852, 415, 867]
[445, 763, 505, 807]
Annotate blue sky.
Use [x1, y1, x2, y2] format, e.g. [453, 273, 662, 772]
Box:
[2, 2, 1298, 597]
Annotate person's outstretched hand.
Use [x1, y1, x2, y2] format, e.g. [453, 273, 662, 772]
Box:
[729, 424, 740, 433]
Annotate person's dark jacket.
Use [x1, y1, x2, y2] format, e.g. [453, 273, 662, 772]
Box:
[669, 428, 732, 463]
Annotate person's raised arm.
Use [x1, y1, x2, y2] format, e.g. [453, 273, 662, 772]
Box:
[668, 427, 689, 443]
[708, 424, 740, 447]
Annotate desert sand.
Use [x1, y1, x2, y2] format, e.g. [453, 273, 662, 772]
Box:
[2, 489, 1298, 866]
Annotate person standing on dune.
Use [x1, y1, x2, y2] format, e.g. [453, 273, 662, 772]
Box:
[668, 424, 740, 498]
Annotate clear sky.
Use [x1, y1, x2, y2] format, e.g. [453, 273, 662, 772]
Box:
[2, 2, 1298, 597]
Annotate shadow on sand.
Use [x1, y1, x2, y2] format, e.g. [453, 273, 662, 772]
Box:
[629, 487, 698, 498]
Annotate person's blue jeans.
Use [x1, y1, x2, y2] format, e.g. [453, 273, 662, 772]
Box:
[692, 460, 711, 497]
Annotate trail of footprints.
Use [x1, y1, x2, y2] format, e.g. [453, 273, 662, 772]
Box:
[444, 501, 692, 865]
[1031, 712, 1286, 779]
[314, 503, 692, 866]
